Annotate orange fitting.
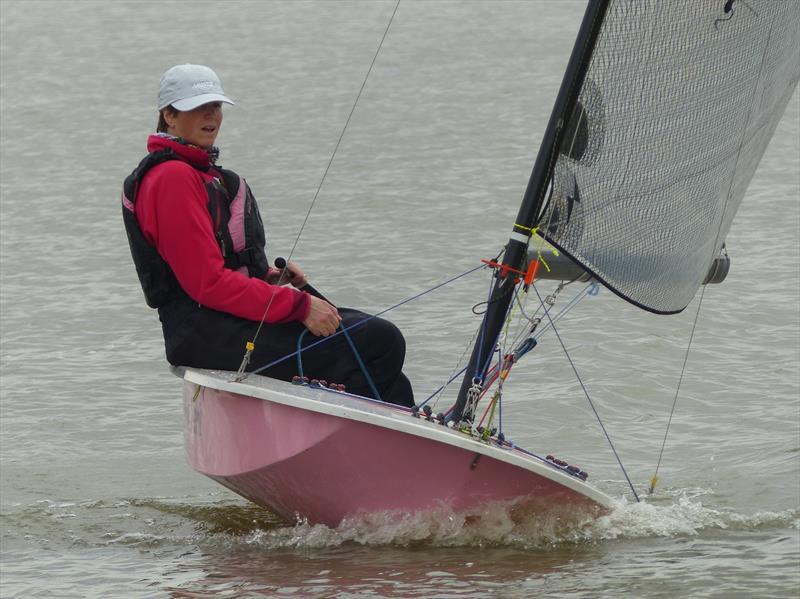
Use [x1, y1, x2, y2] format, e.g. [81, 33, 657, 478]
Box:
[481, 258, 526, 279]
[524, 260, 541, 286]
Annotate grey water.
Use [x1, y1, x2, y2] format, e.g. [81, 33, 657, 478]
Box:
[1, 1, 798, 597]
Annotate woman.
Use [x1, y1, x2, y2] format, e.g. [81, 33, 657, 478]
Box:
[122, 64, 414, 407]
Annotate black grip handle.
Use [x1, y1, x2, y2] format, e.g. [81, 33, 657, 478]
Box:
[274, 257, 329, 303]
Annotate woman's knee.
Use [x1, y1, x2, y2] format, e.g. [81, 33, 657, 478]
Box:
[365, 317, 406, 363]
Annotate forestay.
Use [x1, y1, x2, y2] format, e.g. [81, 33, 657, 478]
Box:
[537, 0, 800, 314]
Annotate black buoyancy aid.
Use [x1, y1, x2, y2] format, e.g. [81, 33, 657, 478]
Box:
[121, 148, 269, 309]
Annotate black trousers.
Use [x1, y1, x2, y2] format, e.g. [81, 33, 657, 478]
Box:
[159, 298, 414, 407]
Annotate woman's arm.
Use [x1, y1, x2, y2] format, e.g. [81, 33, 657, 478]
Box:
[136, 161, 310, 323]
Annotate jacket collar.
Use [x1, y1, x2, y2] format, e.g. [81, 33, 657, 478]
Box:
[146, 134, 215, 170]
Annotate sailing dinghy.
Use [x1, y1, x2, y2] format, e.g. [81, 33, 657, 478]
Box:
[177, 0, 800, 527]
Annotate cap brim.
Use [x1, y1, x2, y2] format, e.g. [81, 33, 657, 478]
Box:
[171, 93, 235, 111]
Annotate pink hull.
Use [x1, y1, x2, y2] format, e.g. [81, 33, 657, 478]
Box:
[183, 371, 609, 527]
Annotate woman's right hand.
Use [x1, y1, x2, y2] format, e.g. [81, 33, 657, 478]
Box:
[301, 295, 342, 337]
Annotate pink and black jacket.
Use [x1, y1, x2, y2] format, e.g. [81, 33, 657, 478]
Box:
[121, 135, 309, 325]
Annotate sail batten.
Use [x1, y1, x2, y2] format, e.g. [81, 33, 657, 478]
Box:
[537, 0, 800, 314]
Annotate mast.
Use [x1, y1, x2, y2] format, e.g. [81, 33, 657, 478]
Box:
[450, 0, 610, 424]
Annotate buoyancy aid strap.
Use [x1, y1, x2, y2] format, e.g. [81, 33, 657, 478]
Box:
[216, 168, 241, 200]
[223, 247, 260, 269]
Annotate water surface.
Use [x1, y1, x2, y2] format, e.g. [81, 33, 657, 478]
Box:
[1, 1, 798, 597]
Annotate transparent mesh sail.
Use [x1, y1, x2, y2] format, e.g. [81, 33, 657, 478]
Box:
[537, 0, 800, 314]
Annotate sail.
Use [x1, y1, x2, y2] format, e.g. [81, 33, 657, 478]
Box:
[536, 0, 800, 314]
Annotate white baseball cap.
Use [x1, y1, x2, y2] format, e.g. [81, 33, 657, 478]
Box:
[158, 64, 235, 111]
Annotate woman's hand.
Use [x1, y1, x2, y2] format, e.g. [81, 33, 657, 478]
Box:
[301, 296, 342, 337]
[266, 260, 307, 288]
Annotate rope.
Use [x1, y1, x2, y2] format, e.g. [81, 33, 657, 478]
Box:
[421, 279, 598, 418]
[236, 0, 401, 377]
[425, 332, 478, 410]
[531, 281, 598, 339]
[498, 381, 503, 435]
[296, 331, 307, 378]
[250, 264, 484, 376]
[296, 320, 384, 401]
[488, 283, 528, 430]
[473, 266, 501, 385]
[531, 283, 641, 503]
[419, 366, 467, 409]
[341, 322, 384, 402]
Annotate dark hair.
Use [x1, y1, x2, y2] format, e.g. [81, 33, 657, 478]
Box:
[156, 106, 179, 132]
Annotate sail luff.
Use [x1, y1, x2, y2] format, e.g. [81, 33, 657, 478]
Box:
[449, 0, 611, 424]
[516, 0, 611, 230]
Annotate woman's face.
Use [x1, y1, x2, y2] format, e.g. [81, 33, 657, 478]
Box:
[164, 102, 223, 148]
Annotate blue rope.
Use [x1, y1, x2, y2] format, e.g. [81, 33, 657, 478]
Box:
[341, 322, 383, 402]
[251, 264, 485, 377]
[419, 366, 468, 407]
[296, 330, 308, 378]
[531, 283, 641, 503]
[295, 319, 383, 401]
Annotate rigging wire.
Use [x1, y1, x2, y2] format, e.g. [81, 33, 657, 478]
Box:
[483, 283, 524, 433]
[423, 278, 597, 416]
[648, 284, 707, 494]
[530, 282, 641, 503]
[426, 314, 483, 411]
[650, 10, 775, 493]
[529, 280, 597, 339]
[250, 264, 484, 376]
[236, 0, 402, 379]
